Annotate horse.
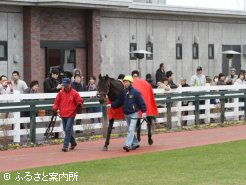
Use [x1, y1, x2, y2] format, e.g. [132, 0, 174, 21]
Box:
[97, 74, 157, 151]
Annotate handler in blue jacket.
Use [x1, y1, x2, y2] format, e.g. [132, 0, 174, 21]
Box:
[109, 75, 147, 152]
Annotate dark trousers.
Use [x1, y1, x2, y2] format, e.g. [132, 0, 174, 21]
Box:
[62, 117, 76, 149]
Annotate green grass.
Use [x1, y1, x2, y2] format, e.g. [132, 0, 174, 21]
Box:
[1, 140, 246, 185]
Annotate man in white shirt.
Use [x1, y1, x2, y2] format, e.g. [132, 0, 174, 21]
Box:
[190, 66, 206, 124]
[225, 68, 238, 85]
[11, 71, 28, 94]
[190, 66, 206, 87]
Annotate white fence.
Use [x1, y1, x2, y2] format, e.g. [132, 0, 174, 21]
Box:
[0, 85, 246, 143]
[154, 85, 246, 126]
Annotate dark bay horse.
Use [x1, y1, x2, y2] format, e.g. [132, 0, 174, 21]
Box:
[97, 74, 153, 151]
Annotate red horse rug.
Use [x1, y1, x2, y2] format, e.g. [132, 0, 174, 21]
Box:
[107, 78, 158, 120]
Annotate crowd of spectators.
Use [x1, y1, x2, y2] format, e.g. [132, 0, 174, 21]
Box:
[0, 65, 244, 130]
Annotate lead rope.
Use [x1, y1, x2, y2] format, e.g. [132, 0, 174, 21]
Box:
[44, 105, 80, 139]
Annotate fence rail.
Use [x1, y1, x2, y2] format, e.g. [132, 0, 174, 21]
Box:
[1, 85, 246, 143]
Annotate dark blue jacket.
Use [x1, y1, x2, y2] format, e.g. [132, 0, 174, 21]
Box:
[72, 82, 86, 92]
[111, 86, 146, 115]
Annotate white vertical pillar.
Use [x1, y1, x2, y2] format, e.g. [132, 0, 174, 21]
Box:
[177, 101, 182, 127]
[13, 91, 21, 143]
[233, 97, 239, 120]
[176, 86, 182, 127]
[205, 84, 211, 123]
[205, 99, 210, 123]
[233, 86, 239, 121]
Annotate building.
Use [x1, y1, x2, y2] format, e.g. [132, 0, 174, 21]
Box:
[1, 0, 246, 88]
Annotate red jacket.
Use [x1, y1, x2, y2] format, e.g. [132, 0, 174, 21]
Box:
[53, 87, 83, 118]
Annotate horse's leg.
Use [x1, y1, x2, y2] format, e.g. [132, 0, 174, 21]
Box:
[102, 118, 114, 151]
[147, 117, 153, 145]
[136, 119, 141, 142]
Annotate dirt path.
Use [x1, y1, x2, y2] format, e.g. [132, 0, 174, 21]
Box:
[1, 125, 246, 172]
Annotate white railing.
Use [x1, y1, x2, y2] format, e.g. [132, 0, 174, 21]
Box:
[0, 85, 246, 143]
[0, 91, 102, 143]
[154, 85, 246, 127]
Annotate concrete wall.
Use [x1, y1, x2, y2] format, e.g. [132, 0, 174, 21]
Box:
[0, 6, 23, 80]
[100, 11, 246, 83]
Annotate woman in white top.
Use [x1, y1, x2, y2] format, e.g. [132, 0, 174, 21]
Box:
[157, 77, 170, 91]
[234, 71, 246, 85]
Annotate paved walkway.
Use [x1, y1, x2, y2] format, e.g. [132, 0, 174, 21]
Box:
[1, 125, 246, 173]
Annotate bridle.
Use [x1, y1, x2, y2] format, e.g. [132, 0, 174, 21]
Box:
[97, 79, 111, 100]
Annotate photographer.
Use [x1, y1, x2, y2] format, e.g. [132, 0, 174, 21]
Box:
[0, 75, 13, 119]
[0, 75, 13, 95]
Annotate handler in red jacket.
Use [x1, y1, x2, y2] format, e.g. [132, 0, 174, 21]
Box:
[53, 78, 83, 152]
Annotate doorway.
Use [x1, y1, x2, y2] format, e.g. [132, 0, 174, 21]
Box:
[41, 41, 88, 82]
[222, 45, 241, 76]
[46, 49, 76, 79]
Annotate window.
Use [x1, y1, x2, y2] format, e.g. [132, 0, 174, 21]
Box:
[46, 49, 76, 78]
[130, 43, 137, 60]
[176, 44, 182, 59]
[208, 44, 214, 59]
[0, 41, 7, 61]
[67, 49, 75, 63]
[146, 42, 153, 60]
[193, 43, 199, 59]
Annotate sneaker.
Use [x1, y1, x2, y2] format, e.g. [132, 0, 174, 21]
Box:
[69, 143, 77, 150]
[123, 146, 130, 152]
[131, 145, 140, 150]
[62, 148, 68, 152]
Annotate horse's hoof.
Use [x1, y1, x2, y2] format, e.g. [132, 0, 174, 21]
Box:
[148, 139, 153, 145]
[102, 146, 108, 151]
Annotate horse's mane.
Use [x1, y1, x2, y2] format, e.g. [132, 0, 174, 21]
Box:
[99, 75, 115, 81]
[108, 77, 115, 80]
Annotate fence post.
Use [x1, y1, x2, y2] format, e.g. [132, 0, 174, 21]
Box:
[233, 94, 239, 121]
[205, 87, 211, 124]
[102, 103, 108, 138]
[13, 91, 21, 143]
[244, 92, 246, 122]
[205, 98, 210, 124]
[177, 101, 182, 128]
[30, 104, 36, 143]
[220, 93, 225, 124]
[177, 86, 182, 127]
[194, 95, 200, 125]
[166, 96, 172, 129]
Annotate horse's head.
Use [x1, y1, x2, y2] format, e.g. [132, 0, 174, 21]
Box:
[97, 74, 111, 104]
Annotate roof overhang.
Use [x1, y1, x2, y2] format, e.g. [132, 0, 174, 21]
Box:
[1, 0, 246, 19]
